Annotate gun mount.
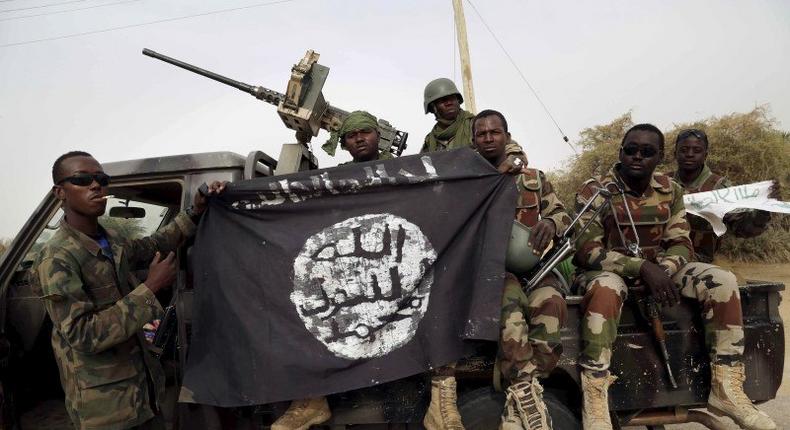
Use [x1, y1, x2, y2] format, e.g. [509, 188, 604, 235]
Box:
[142, 49, 408, 162]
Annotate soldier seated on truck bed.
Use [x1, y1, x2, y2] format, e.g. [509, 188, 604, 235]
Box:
[571, 125, 776, 430]
[33, 151, 225, 430]
[472, 109, 572, 430]
[669, 128, 779, 263]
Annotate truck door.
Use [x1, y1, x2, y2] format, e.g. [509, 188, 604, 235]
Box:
[0, 178, 186, 429]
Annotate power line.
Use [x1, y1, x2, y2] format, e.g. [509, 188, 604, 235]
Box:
[0, 0, 90, 14]
[0, 0, 140, 22]
[465, 0, 575, 152]
[0, 0, 297, 48]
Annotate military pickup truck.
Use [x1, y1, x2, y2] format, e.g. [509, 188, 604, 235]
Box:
[0, 149, 783, 430]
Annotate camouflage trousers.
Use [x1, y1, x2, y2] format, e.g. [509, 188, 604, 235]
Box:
[499, 272, 567, 382]
[579, 262, 744, 371]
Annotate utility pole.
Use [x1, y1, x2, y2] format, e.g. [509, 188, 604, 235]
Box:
[452, 0, 476, 114]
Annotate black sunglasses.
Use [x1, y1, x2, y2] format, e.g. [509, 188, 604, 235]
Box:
[621, 144, 658, 158]
[677, 128, 707, 143]
[57, 173, 111, 187]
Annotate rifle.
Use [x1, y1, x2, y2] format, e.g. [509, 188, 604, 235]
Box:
[513, 186, 614, 291]
[151, 305, 177, 359]
[631, 286, 679, 388]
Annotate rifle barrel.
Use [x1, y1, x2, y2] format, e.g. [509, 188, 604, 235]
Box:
[656, 338, 679, 388]
[648, 302, 679, 389]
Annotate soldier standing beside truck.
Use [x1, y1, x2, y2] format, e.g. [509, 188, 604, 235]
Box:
[572, 125, 776, 430]
[33, 151, 225, 430]
[472, 109, 572, 430]
[670, 128, 778, 263]
[421, 78, 526, 174]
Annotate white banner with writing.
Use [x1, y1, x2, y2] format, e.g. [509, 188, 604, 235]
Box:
[683, 181, 790, 236]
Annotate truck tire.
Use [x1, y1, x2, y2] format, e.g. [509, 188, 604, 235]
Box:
[458, 386, 580, 430]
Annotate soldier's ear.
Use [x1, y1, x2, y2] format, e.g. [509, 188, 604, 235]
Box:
[53, 185, 66, 201]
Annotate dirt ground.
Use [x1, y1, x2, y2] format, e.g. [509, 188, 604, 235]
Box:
[663, 260, 790, 430]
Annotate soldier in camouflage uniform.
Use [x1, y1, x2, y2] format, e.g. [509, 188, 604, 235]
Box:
[422, 78, 527, 174]
[34, 151, 225, 430]
[473, 109, 572, 430]
[573, 125, 776, 430]
[670, 128, 776, 263]
[272, 111, 382, 430]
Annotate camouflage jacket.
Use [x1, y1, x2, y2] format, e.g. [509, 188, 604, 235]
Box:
[420, 114, 526, 159]
[671, 165, 768, 263]
[515, 168, 572, 234]
[573, 164, 692, 278]
[34, 212, 195, 430]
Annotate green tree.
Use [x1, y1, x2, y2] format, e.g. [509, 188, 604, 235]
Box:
[550, 106, 790, 262]
[548, 112, 633, 209]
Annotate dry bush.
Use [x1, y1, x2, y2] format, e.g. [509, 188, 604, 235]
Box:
[0, 238, 9, 258]
[549, 106, 790, 263]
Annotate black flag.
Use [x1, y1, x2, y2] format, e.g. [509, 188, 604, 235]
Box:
[181, 148, 516, 406]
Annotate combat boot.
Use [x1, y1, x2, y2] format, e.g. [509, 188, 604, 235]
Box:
[707, 362, 776, 430]
[499, 389, 524, 430]
[581, 370, 616, 430]
[271, 397, 331, 430]
[501, 378, 552, 430]
[423, 375, 465, 430]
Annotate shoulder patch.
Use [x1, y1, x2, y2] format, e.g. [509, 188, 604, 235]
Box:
[577, 176, 606, 201]
[517, 168, 541, 191]
[580, 176, 603, 190]
[652, 173, 673, 194]
[704, 173, 726, 192]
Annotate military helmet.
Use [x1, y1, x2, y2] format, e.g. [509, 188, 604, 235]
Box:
[505, 221, 542, 276]
[423, 78, 463, 114]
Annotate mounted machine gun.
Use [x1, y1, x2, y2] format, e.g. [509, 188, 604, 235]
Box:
[142, 49, 408, 174]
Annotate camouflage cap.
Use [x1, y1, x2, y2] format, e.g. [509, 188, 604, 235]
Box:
[323, 110, 379, 156]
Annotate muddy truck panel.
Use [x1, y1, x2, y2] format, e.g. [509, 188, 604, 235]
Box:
[551, 282, 784, 413]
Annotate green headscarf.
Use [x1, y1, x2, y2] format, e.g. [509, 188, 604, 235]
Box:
[422, 109, 475, 153]
[322, 110, 379, 156]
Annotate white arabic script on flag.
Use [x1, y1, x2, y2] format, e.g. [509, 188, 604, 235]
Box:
[683, 180, 790, 236]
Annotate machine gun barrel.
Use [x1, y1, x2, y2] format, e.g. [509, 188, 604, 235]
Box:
[142, 48, 284, 106]
[143, 48, 408, 156]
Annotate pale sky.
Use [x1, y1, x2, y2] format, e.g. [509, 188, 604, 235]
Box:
[1, 0, 789, 239]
